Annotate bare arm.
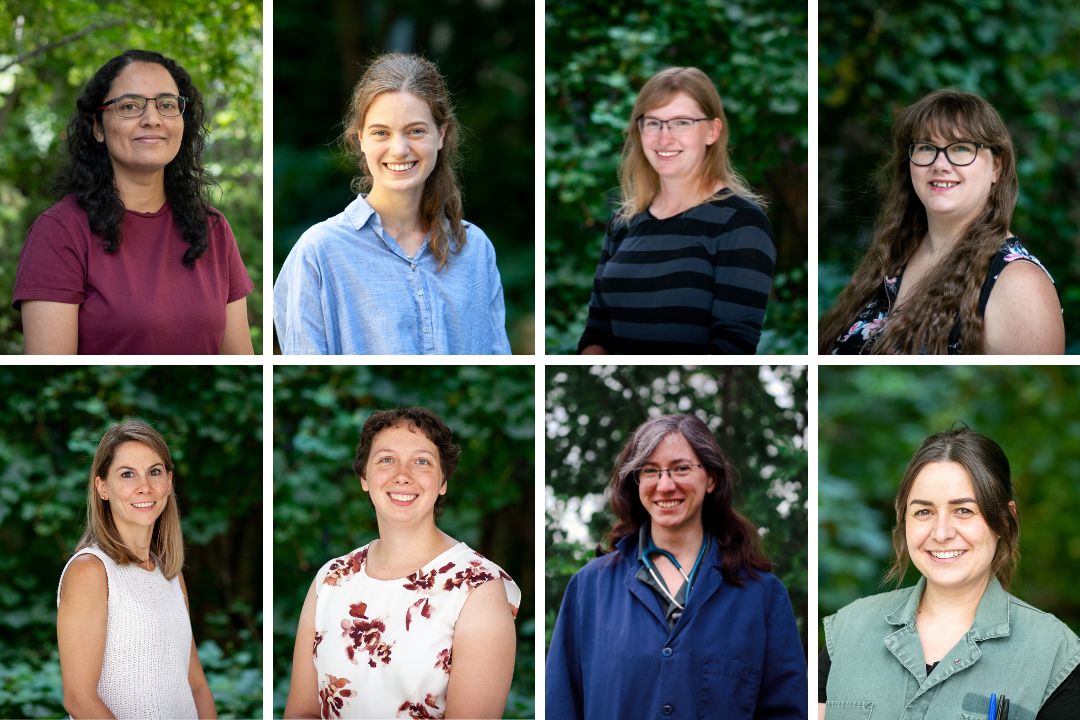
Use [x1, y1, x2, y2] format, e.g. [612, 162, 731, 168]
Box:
[22, 300, 78, 354]
[178, 573, 217, 719]
[983, 261, 1065, 354]
[443, 580, 517, 719]
[284, 580, 321, 719]
[57, 555, 115, 718]
[819, 702, 826, 719]
[579, 344, 609, 355]
[220, 297, 254, 354]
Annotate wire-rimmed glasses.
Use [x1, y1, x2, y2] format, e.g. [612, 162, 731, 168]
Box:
[637, 116, 712, 137]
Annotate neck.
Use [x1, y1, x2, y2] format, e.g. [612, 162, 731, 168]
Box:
[372, 515, 448, 568]
[114, 522, 154, 564]
[366, 187, 425, 235]
[650, 521, 705, 567]
[919, 574, 992, 623]
[114, 169, 167, 213]
[652, 178, 724, 218]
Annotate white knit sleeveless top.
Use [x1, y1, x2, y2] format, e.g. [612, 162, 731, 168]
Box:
[57, 545, 196, 719]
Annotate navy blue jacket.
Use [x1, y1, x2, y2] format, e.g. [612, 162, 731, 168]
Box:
[546, 533, 807, 719]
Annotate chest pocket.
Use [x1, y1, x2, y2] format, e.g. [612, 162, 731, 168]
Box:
[824, 700, 873, 719]
[699, 657, 761, 719]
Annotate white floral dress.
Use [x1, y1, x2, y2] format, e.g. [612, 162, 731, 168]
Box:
[312, 541, 521, 719]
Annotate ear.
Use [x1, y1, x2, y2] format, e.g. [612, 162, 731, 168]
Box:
[95, 476, 107, 500]
[704, 117, 722, 147]
[1007, 500, 1017, 519]
[360, 474, 369, 493]
[992, 153, 1001, 184]
[437, 124, 446, 151]
[93, 117, 105, 144]
[706, 472, 717, 494]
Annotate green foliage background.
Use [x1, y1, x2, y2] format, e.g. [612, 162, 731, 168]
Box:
[819, 1, 1080, 351]
[273, 365, 535, 719]
[545, 365, 808, 653]
[0, 365, 262, 718]
[819, 365, 1080, 640]
[545, 0, 809, 354]
[273, 0, 534, 353]
[0, 0, 263, 353]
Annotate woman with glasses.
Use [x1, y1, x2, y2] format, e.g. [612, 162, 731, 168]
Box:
[820, 427, 1080, 719]
[57, 421, 216, 718]
[546, 414, 806, 719]
[284, 407, 520, 719]
[819, 89, 1063, 354]
[578, 67, 775, 354]
[274, 53, 511, 354]
[12, 50, 254, 355]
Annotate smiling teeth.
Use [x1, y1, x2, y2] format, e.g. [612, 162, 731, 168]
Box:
[387, 162, 417, 171]
[389, 493, 417, 502]
[657, 151, 680, 158]
[656, 500, 683, 508]
[930, 549, 965, 559]
[132, 501, 155, 508]
[931, 181, 958, 188]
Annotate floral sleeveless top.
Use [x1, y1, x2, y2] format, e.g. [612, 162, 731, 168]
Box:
[831, 238, 1054, 354]
[312, 541, 521, 719]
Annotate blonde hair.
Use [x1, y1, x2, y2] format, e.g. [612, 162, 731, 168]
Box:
[74, 420, 185, 579]
[616, 66, 765, 222]
[343, 53, 465, 270]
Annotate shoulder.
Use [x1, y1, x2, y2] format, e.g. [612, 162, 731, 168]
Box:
[58, 552, 108, 606]
[456, 545, 520, 609]
[983, 239, 1063, 353]
[315, 543, 373, 589]
[565, 550, 630, 591]
[1007, 593, 1080, 644]
[290, 205, 366, 261]
[38, 195, 87, 223]
[825, 586, 910, 640]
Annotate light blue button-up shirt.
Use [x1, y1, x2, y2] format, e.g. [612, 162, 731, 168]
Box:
[274, 195, 512, 354]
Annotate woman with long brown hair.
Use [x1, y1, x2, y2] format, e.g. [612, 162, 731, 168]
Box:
[274, 53, 511, 355]
[578, 67, 776, 355]
[820, 89, 1063, 354]
[56, 421, 215, 718]
[546, 414, 806, 719]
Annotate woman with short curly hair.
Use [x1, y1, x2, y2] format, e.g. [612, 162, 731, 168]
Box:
[13, 49, 254, 354]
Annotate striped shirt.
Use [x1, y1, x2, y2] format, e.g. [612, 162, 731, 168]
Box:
[578, 195, 775, 354]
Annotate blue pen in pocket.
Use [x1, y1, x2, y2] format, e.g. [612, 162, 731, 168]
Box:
[988, 692, 997, 720]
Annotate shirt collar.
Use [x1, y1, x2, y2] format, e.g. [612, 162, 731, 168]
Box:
[885, 575, 1011, 640]
[343, 194, 430, 262]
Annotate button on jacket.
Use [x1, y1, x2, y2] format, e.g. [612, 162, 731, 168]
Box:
[546, 532, 807, 720]
[274, 194, 512, 355]
[824, 576, 1080, 720]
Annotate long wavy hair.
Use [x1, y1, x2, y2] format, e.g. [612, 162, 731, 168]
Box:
[599, 414, 772, 585]
[819, 89, 1018, 354]
[884, 426, 1019, 589]
[343, 53, 465, 271]
[74, 420, 185, 580]
[616, 66, 765, 223]
[57, 49, 216, 268]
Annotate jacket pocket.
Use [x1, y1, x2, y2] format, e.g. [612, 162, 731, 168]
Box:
[699, 656, 761, 719]
[824, 700, 873, 719]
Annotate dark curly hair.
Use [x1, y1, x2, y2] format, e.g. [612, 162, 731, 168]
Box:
[57, 49, 217, 267]
[353, 407, 461, 516]
[600, 414, 772, 586]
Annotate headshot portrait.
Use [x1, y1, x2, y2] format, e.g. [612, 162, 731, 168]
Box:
[273, 364, 534, 718]
[819, 365, 1080, 718]
[818, 2, 1080, 354]
[545, 2, 808, 354]
[0, 1, 262, 354]
[545, 365, 808, 718]
[272, 0, 533, 355]
[0, 364, 262, 718]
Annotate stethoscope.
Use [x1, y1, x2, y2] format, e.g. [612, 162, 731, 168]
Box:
[640, 533, 709, 611]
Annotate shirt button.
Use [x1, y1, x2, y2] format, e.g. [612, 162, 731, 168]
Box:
[661, 704, 673, 716]
[410, 264, 417, 271]
[661, 647, 673, 658]
[418, 291, 424, 296]
[423, 327, 430, 333]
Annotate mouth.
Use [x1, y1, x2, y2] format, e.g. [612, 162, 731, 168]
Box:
[131, 501, 157, 510]
[654, 498, 684, 510]
[928, 549, 967, 560]
[388, 492, 419, 506]
[133, 136, 168, 143]
[929, 180, 960, 192]
[655, 150, 681, 161]
[385, 161, 418, 173]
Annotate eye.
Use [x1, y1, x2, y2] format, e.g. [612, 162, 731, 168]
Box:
[671, 119, 694, 129]
[375, 456, 395, 465]
[119, 101, 142, 112]
[157, 99, 178, 111]
[955, 507, 975, 516]
[370, 129, 389, 138]
[912, 508, 931, 518]
[643, 119, 661, 131]
[914, 143, 935, 152]
[415, 457, 433, 465]
[150, 467, 162, 476]
[407, 127, 427, 136]
[120, 470, 135, 479]
[673, 464, 693, 475]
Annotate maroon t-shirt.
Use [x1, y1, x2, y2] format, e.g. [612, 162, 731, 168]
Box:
[12, 194, 253, 354]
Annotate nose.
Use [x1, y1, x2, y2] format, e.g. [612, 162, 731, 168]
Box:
[140, 101, 163, 125]
[655, 471, 677, 492]
[931, 512, 955, 543]
[390, 132, 410, 156]
[931, 148, 953, 169]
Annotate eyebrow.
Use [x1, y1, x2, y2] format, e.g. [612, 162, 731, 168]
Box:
[116, 463, 165, 471]
[908, 497, 977, 506]
[373, 447, 435, 455]
[366, 120, 431, 129]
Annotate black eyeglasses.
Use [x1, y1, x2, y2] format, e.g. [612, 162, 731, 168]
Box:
[99, 94, 187, 118]
[908, 141, 990, 167]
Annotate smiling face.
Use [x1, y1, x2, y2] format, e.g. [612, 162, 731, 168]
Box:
[359, 91, 445, 196]
[910, 133, 1000, 227]
[95, 440, 172, 536]
[905, 461, 1000, 593]
[361, 423, 446, 525]
[639, 91, 720, 185]
[637, 432, 715, 536]
[93, 62, 183, 183]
